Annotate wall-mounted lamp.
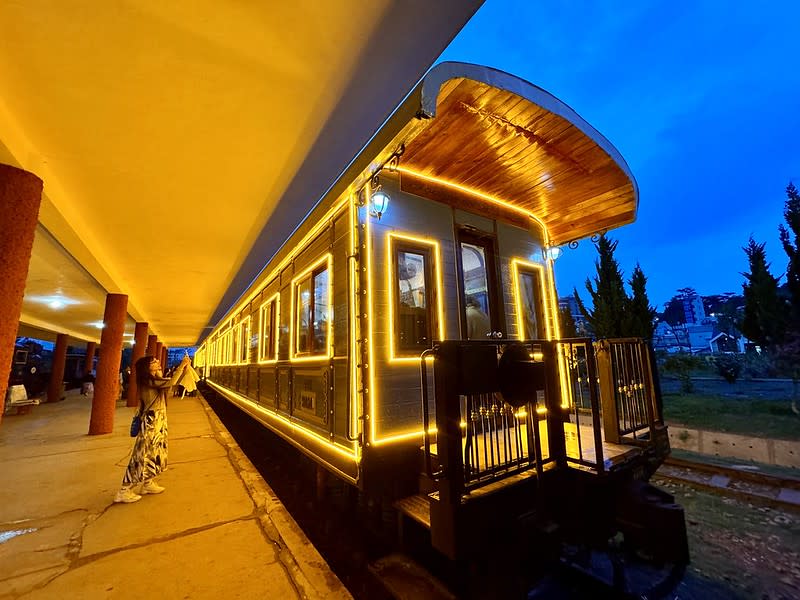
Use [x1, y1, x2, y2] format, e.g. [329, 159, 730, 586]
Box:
[544, 246, 562, 261]
[370, 189, 390, 220]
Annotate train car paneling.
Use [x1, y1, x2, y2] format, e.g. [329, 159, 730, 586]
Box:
[368, 178, 458, 441]
[292, 229, 330, 276]
[333, 359, 350, 441]
[232, 366, 241, 395]
[291, 365, 331, 434]
[452, 209, 495, 237]
[332, 210, 350, 358]
[278, 265, 294, 361]
[246, 365, 259, 401]
[496, 220, 549, 340]
[221, 366, 231, 388]
[330, 211, 352, 443]
[258, 366, 277, 408]
[278, 367, 291, 413]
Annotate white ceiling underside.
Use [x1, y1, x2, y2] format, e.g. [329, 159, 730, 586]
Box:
[0, 1, 482, 346]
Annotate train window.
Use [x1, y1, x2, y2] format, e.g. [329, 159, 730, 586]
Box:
[294, 263, 330, 356]
[226, 328, 233, 364]
[512, 260, 548, 340]
[259, 295, 278, 362]
[238, 317, 250, 363]
[393, 245, 433, 355]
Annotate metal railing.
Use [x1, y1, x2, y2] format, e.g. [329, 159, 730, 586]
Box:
[594, 338, 660, 444]
[420, 338, 664, 497]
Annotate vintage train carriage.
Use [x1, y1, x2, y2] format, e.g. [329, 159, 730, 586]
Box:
[196, 62, 688, 566]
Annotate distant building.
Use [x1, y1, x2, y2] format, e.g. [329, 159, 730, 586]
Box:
[681, 291, 706, 325]
[653, 321, 681, 351]
[558, 295, 589, 335]
[709, 332, 744, 353]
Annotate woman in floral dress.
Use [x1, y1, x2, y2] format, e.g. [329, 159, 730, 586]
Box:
[114, 354, 190, 503]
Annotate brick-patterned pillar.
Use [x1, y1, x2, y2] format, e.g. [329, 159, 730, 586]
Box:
[146, 334, 157, 357]
[47, 333, 69, 403]
[0, 165, 43, 420]
[83, 341, 96, 376]
[89, 294, 128, 435]
[127, 322, 148, 408]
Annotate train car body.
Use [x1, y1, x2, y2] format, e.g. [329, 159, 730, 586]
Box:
[196, 62, 688, 568]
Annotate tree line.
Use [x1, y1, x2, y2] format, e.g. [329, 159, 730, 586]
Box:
[568, 182, 800, 363]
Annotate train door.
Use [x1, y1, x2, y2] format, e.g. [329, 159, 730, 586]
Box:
[456, 228, 503, 340]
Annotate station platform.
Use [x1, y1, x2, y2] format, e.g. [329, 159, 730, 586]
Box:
[0, 389, 352, 599]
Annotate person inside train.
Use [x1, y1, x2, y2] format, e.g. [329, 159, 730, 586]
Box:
[114, 353, 191, 504]
[465, 295, 491, 340]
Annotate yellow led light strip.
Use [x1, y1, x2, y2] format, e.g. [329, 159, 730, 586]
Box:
[289, 253, 333, 363]
[257, 293, 280, 364]
[348, 195, 361, 445]
[364, 181, 378, 445]
[206, 380, 358, 461]
[237, 316, 251, 365]
[213, 197, 350, 336]
[510, 258, 553, 341]
[397, 167, 549, 239]
[386, 232, 446, 363]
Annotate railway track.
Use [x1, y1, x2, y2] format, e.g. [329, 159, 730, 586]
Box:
[657, 456, 800, 511]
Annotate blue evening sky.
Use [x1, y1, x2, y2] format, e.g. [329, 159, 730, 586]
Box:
[439, 1, 800, 309]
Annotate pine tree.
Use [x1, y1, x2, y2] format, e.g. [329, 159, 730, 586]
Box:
[576, 235, 628, 338]
[779, 181, 800, 326]
[625, 263, 656, 339]
[740, 237, 786, 349]
[559, 305, 579, 338]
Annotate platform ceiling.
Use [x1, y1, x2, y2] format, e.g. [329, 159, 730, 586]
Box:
[0, 1, 482, 347]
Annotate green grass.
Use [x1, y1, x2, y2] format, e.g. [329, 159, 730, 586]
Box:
[662, 392, 800, 441]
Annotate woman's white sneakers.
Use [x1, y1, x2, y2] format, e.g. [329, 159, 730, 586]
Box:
[114, 487, 142, 503]
[141, 480, 165, 494]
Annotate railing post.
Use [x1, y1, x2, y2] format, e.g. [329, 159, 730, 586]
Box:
[434, 342, 465, 500]
[543, 341, 567, 468]
[646, 343, 664, 424]
[595, 340, 621, 444]
[584, 342, 605, 473]
[430, 341, 465, 559]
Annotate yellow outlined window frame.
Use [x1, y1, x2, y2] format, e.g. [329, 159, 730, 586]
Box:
[236, 316, 251, 364]
[511, 258, 553, 341]
[258, 293, 280, 364]
[386, 232, 445, 362]
[290, 254, 333, 362]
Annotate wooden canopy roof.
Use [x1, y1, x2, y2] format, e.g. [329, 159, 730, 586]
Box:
[389, 62, 638, 245]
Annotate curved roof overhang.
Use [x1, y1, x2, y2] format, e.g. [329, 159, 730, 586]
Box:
[351, 62, 638, 246]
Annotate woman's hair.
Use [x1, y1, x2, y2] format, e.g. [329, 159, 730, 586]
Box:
[135, 355, 157, 387]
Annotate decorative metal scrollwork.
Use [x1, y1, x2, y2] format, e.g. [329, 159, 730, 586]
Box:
[568, 240, 579, 250]
[590, 229, 608, 243]
[385, 143, 405, 172]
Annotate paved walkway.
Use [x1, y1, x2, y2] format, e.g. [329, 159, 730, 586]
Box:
[0, 389, 351, 599]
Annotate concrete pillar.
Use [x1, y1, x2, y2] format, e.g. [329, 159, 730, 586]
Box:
[0, 164, 43, 420]
[146, 334, 157, 357]
[89, 294, 128, 435]
[155, 341, 163, 366]
[84, 341, 96, 376]
[127, 322, 148, 408]
[161, 346, 168, 369]
[46, 333, 69, 403]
